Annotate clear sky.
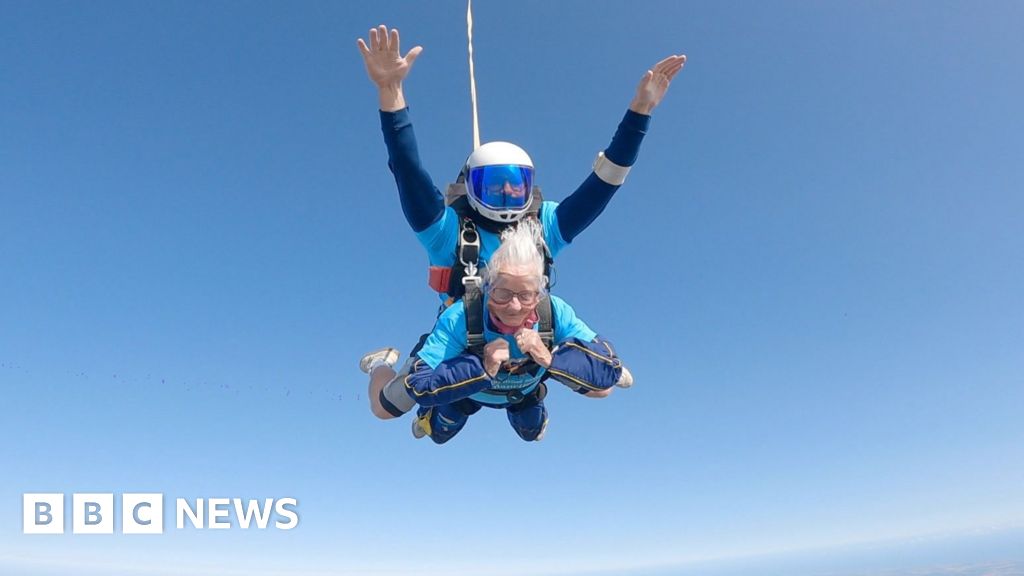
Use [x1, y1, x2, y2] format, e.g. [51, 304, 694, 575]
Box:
[2, 1, 1023, 574]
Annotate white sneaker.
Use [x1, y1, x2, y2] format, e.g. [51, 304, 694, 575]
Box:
[359, 347, 400, 374]
[616, 366, 634, 389]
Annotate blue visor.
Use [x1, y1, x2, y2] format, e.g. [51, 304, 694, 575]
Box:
[468, 165, 533, 211]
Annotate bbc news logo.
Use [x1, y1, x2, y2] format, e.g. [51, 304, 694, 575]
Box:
[23, 493, 299, 534]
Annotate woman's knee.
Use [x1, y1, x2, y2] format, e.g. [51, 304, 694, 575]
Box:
[370, 398, 399, 420]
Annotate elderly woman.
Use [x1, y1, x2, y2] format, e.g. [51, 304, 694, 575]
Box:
[362, 219, 630, 443]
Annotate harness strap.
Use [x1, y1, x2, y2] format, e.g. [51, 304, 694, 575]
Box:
[463, 276, 486, 358]
[447, 179, 553, 361]
[535, 295, 554, 349]
[464, 291, 554, 374]
[445, 187, 550, 300]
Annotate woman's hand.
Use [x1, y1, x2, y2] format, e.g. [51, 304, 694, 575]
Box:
[515, 329, 552, 368]
[356, 25, 423, 111]
[483, 339, 510, 378]
[629, 54, 686, 115]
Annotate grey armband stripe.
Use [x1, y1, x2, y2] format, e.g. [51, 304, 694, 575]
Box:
[592, 151, 631, 186]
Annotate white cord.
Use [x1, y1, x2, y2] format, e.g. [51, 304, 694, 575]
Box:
[467, 0, 481, 150]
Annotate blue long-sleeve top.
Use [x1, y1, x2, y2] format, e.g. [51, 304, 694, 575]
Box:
[379, 108, 651, 283]
[403, 295, 623, 407]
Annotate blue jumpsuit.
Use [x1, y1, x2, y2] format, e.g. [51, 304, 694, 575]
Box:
[405, 295, 623, 443]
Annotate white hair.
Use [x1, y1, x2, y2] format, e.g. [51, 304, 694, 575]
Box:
[484, 218, 547, 288]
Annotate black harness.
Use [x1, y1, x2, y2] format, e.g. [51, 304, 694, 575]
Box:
[442, 180, 555, 363]
[443, 182, 553, 302]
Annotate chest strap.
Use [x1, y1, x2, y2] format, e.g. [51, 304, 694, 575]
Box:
[464, 291, 554, 361]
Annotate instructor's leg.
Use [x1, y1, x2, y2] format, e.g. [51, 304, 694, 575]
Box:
[415, 399, 481, 444]
[506, 383, 549, 442]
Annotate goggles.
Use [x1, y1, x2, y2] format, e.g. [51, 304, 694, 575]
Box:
[468, 164, 533, 212]
[488, 287, 543, 306]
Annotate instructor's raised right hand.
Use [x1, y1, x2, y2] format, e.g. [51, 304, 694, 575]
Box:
[357, 25, 422, 111]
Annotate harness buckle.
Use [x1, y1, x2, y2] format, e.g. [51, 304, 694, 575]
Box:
[459, 220, 480, 268]
[459, 219, 483, 287]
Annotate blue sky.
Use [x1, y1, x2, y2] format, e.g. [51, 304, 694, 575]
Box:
[2, 1, 1023, 574]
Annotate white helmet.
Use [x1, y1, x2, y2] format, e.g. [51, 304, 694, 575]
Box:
[464, 141, 535, 223]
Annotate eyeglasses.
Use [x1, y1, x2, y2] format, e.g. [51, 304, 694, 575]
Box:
[485, 180, 527, 196]
[488, 287, 542, 305]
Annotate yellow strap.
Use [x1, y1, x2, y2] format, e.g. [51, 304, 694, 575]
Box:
[417, 409, 433, 437]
